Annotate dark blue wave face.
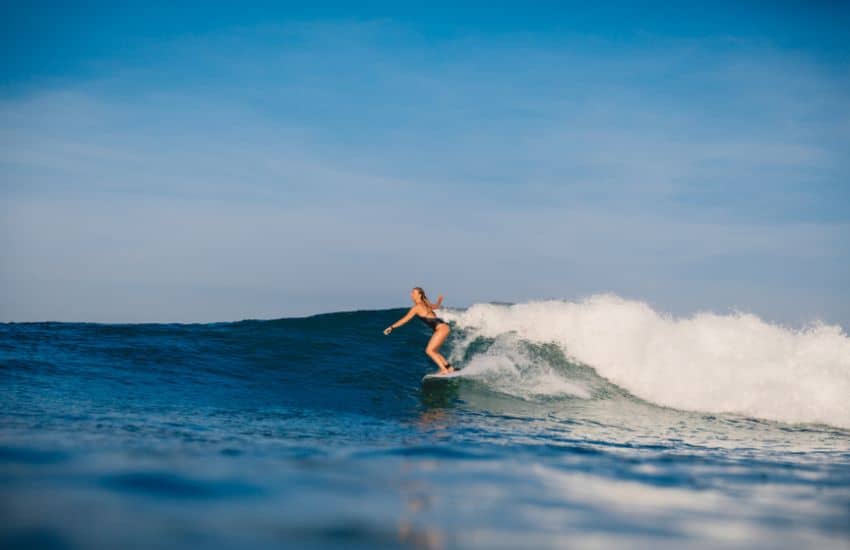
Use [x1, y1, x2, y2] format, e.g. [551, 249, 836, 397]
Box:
[3, 310, 432, 419]
[2, 311, 849, 549]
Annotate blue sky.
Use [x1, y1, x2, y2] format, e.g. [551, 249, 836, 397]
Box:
[1, 1, 849, 325]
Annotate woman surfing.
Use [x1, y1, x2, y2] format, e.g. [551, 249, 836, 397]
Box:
[383, 287, 455, 375]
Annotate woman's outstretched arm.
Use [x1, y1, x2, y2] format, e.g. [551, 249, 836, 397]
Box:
[430, 295, 444, 309]
[384, 307, 418, 335]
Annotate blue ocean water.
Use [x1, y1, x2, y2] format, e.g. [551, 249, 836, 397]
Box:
[2, 299, 849, 549]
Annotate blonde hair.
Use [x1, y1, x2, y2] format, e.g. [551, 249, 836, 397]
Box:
[413, 287, 434, 311]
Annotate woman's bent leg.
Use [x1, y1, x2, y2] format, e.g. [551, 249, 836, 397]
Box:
[426, 326, 452, 371]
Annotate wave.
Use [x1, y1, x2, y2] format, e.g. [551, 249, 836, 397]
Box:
[447, 333, 594, 401]
[440, 294, 850, 429]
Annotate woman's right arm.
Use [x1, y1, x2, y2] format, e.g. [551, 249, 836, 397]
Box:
[384, 306, 418, 335]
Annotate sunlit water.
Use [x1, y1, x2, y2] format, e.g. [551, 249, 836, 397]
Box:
[2, 298, 849, 549]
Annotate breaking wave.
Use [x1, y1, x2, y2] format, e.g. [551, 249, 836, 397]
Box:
[441, 294, 850, 428]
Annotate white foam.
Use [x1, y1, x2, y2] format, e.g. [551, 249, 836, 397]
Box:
[449, 333, 592, 400]
[441, 294, 850, 428]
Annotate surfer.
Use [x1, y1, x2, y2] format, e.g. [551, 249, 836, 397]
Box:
[383, 287, 455, 375]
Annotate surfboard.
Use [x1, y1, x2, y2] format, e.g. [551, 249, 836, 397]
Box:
[422, 370, 463, 382]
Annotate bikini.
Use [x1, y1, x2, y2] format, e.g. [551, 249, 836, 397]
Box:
[418, 315, 446, 331]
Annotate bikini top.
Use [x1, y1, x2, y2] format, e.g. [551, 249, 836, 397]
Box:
[418, 315, 444, 328]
